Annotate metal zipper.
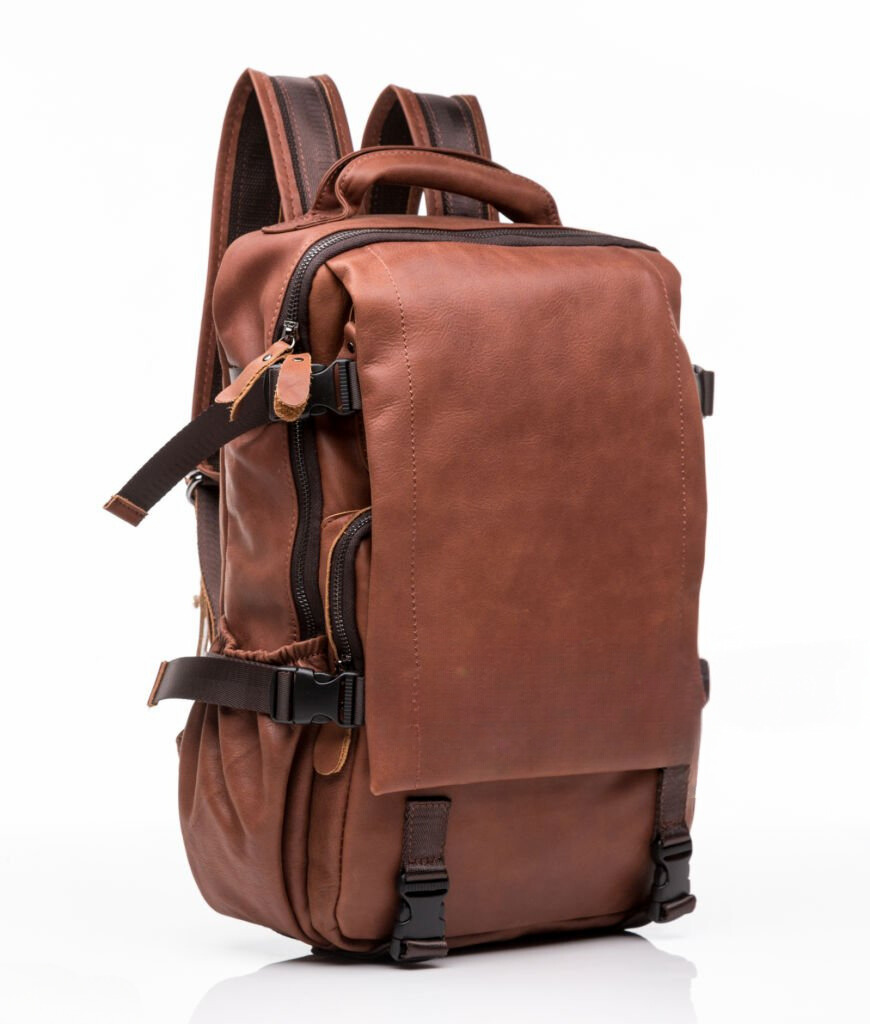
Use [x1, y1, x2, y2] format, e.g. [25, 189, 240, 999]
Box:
[275, 224, 654, 639]
[328, 510, 372, 670]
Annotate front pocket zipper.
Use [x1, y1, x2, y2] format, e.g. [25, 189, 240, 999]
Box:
[326, 509, 372, 671]
[279, 225, 655, 638]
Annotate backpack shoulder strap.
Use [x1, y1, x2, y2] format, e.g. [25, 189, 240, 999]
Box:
[362, 85, 497, 220]
[190, 69, 351, 644]
[194, 69, 351, 419]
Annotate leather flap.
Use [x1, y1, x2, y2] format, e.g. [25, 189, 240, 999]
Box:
[327, 240, 707, 795]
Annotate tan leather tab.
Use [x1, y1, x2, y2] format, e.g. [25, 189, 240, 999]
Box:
[273, 352, 311, 421]
[216, 341, 290, 420]
[104, 494, 147, 526]
[313, 726, 352, 776]
[148, 661, 168, 707]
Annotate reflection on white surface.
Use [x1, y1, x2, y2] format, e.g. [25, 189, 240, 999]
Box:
[189, 933, 696, 1024]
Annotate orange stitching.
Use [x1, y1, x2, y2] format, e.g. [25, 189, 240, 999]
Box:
[260, 77, 298, 220]
[366, 245, 423, 788]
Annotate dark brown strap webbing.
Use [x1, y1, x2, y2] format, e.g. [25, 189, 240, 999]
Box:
[148, 655, 364, 727]
[649, 766, 696, 923]
[185, 71, 351, 640]
[390, 798, 452, 963]
[363, 85, 497, 220]
[105, 360, 361, 525]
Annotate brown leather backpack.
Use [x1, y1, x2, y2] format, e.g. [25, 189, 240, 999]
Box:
[105, 69, 713, 963]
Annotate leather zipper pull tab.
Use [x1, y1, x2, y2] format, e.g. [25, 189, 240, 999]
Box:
[273, 352, 312, 422]
[216, 340, 292, 420]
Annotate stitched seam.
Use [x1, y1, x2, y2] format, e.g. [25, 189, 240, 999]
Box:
[635, 252, 687, 630]
[330, 731, 358, 941]
[260, 79, 298, 220]
[313, 149, 559, 224]
[318, 76, 352, 154]
[275, 78, 313, 208]
[453, 96, 489, 218]
[310, 76, 339, 167]
[366, 245, 423, 788]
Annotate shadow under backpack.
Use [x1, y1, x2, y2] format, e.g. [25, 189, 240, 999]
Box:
[105, 69, 714, 963]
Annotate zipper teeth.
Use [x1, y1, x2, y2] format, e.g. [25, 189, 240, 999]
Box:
[291, 424, 317, 636]
[280, 227, 636, 335]
[330, 511, 372, 667]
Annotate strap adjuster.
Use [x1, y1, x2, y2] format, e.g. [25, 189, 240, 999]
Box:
[270, 667, 364, 727]
[267, 359, 362, 422]
[649, 834, 695, 923]
[185, 471, 218, 505]
[693, 365, 715, 417]
[390, 871, 450, 963]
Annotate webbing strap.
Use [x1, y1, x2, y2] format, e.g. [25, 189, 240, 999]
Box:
[363, 85, 497, 220]
[390, 798, 452, 963]
[148, 655, 364, 727]
[104, 360, 360, 526]
[649, 766, 696, 923]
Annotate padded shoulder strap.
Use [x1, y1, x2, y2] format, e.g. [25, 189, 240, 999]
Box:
[193, 69, 351, 418]
[186, 70, 350, 647]
[362, 85, 497, 221]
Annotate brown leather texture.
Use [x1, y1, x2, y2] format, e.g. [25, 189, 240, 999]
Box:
[163, 73, 708, 959]
[327, 239, 705, 794]
[308, 146, 561, 226]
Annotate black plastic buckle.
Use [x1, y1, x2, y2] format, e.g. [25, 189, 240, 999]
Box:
[649, 834, 696, 923]
[270, 667, 364, 727]
[390, 871, 450, 962]
[267, 360, 361, 422]
[693, 365, 715, 417]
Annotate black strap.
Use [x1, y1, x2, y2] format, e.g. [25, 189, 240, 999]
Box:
[148, 655, 364, 727]
[648, 766, 696, 923]
[104, 360, 360, 525]
[693, 365, 714, 416]
[390, 798, 452, 963]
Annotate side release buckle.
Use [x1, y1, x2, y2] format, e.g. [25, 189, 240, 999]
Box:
[270, 667, 364, 728]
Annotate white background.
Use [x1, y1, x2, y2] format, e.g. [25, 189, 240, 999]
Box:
[2, 1, 868, 1021]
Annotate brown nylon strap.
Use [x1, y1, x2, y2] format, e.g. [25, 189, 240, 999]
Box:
[362, 85, 497, 220]
[390, 798, 452, 963]
[105, 376, 273, 524]
[649, 766, 696, 924]
[148, 655, 364, 727]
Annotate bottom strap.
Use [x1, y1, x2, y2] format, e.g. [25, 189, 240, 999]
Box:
[648, 765, 696, 923]
[390, 798, 452, 963]
[148, 655, 364, 727]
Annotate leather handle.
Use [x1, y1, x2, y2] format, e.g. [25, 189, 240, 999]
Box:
[310, 146, 561, 226]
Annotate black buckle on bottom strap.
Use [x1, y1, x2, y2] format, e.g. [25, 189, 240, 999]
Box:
[271, 667, 364, 728]
[649, 834, 696, 923]
[390, 872, 450, 963]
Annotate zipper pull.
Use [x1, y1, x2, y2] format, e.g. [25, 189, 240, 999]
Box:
[280, 319, 300, 348]
[273, 352, 312, 422]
